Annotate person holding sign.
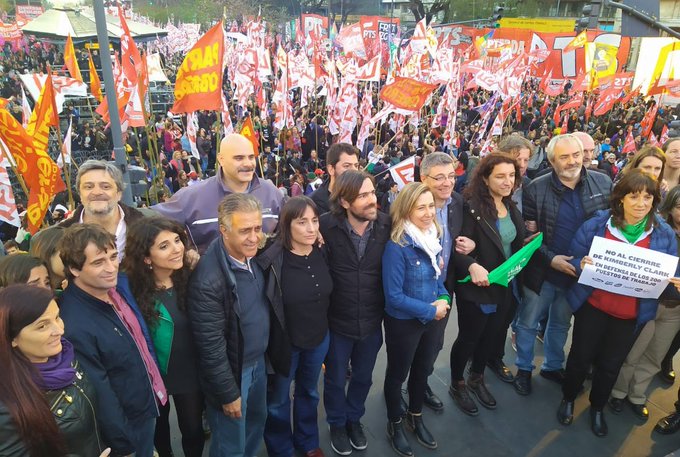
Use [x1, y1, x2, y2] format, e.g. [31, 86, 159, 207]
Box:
[557, 170, 680, 437]
[448, 154, 526, 416]
[382, 183, 451, 456]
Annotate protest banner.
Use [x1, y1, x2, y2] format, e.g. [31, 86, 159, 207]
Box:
[578, 236, 679, 299]
[388, 156, 415, 190]
[458, 233, 543, 286]
[379, 77, 438, 111]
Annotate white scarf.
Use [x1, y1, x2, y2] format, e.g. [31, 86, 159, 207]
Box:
[404, 220, 443, 278]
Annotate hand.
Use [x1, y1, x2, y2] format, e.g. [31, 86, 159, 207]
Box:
[523, 232, 541, 245]
[670, 277, 680, 292]
[455, 236, 475, 255]
[662, 178, 670, 194]
[525, 220, 537, 232]
[433, 301, 450, 320]
[316, 231, 325, 247]
[550, 255, 577, 277]
[186, 248, 201, 269]
[98, 449, 111, 457]
[222, 398, 242, 419]
[469, 263, 490, 287]
[580, 256, 594, 271]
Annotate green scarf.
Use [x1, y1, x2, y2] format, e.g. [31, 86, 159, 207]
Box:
[620, 215, 649, 244]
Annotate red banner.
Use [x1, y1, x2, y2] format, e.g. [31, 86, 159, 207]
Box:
[172, 22, 224, 114]
[0, 21, 22, 40]
[380, 77, 438, 111]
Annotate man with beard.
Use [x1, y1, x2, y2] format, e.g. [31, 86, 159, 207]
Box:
[319, 170, 391, 455]
[155, 133, 284, 253]
[60, 160, 144, 259]
[513, 134, 612, 396]
[311, 143, 360, 215]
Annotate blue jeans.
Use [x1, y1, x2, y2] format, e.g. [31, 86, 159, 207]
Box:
[207, 357, 267, 457]
[515, 282, 573, 372]
[129, 415, 156, 457]
[264, 333, 330, 456]
[324, 328, 383, 427]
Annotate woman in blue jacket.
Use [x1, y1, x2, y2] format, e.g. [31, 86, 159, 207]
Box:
[122, 217, 204, 457]
[382, 182, 451, 457]
[558, 169, 680, 437]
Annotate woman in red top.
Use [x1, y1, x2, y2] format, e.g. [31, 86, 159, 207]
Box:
[558, 170, 680, 437]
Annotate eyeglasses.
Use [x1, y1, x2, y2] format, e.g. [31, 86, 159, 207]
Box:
[427, 174, 457, 183]
[356, 190, 376, 200]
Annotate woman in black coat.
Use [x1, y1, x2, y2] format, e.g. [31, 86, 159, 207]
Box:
[449, 154, 526, 416]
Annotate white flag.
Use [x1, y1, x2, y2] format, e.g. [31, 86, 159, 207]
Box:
[57, 119, 73, 168]
[21, 86, 32, 129]
[0, 140, 21, 227]
[186, 112, 200, 160]
[388, 156, 416, 190]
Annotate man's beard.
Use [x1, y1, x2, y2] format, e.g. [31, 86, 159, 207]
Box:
[84, 201, 117, 217]
[349, 204, 377, 222]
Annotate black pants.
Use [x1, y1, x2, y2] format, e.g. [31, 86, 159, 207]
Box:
[491, 295, 518, 362]
[154, 390, 205, 457]
[562, 303, 639, 410]
[427, 312, 450, 377]
[662, 327, 680, 370]
[450, 299, 508, 382]
[384, 316, 441, 421]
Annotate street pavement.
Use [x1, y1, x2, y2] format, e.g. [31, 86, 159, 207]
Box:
[168, 313, 680, 457]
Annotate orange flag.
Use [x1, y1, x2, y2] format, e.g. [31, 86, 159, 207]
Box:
[240, 116, 259, 158]
[88, 49, 103, 102]
[564, 31, 587, 53]
[64, 34, 83, 82]
[379, 77, 439, 111]
[0, 73, 65, 234]
[171, 22, 224, 114]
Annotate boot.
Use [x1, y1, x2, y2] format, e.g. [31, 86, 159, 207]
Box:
[405, 412, 437, 449]
[467, 372, 497, 409]
[513, 369, 532, 396]
[590, 408, 608, 437]
[449, 381, 479, 416]
[557, 399, 574, 425]
[387, 418, 413, 457]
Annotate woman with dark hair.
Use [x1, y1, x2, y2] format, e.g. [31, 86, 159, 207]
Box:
[558, 169, 680, 437]
[0, 284, 106, 456]
[0, 254, 51, 290]
[382, 183, 451, 456]
[122, 217, 204, 457]
[258, 196, 332, 457]
[449, 153, 526, 416]
[609, 182, 680, 420]
[29, 226, 67, 291]
[663, 138, 680, 190]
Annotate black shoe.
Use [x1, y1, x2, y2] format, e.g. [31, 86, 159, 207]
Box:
[423, 384, 444, 411]
[608, 397, 624, 414]
[346, 422, 367, 451]
[513, 370, 532, 396]
[449, 382, 479, 416]
[329, 425, 352, 456]
[557, 399, 574, 425]
[659, 358, 676, 385]
[487, 358, 515, 383]
[628, 400, 649, 420]
[405, 412, 437, 449]
[387, 419, 413, 457]
[400, 388, 408, 415]
[590, 409, 608, 437]
[540, 369, 566, 385]
[655, 411, 680, 435]
[467, 373, 497, 409]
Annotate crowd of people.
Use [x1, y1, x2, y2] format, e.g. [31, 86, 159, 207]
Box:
[4, 16, 680, 457]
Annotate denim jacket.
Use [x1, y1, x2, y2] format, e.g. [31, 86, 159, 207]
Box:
[382, 236, 449, 323]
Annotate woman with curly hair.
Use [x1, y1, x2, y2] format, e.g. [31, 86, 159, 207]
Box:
[122, 217, 204, 457]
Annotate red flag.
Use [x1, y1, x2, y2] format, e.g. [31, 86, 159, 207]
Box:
[63, 34, 83, 82]
[621, 131, 637, 155]
[88, 49, 103, 102]
[592, 88, 621, 116]
[648, 131, 660, 148]
[560, 114, 568, 133]
[240, 116, 259, 158]
[640, 104, 658, 138]
[172, 22, 224, 113]
[540, 96, 550, 117]
[379, 77, 438, 111]
[118, 7, 143, 86]
[661, 125, 670, 145]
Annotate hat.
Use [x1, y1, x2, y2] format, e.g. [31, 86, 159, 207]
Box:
[307, 172, 317, 180]
[314, 168, 325, 176]
[188, 171, 198, 179]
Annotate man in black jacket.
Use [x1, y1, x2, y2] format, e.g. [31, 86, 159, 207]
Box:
[513, 134, 612, 396]
[187, 193, 283, 457]
[311, 143, 360, 214]
[320, 170, 390, 455]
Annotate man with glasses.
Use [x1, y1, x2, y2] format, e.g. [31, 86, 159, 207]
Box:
[311, 143, 361, 215]
[418, 152, 476, 410]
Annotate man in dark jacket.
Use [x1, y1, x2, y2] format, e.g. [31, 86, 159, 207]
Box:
[187, 193, 283, 457]
[59, 160, 145, 259]
[59, 224, 163, 457]
[319, 170, 391, 455]
[513, 134, 612, 396]
[311, 143, 359, 215]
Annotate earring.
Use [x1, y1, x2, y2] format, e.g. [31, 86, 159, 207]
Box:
[147, 263, 153, 270]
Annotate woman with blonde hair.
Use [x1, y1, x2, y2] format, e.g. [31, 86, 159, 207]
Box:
[382, 182, 451, 456]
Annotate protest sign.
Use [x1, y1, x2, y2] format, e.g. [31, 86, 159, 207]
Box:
[578, 236, 679, 299]
[458, 233, 543, 286]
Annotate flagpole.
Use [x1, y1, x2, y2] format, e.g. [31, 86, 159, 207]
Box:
[0, 142, 30, 201]
[53, 123, 75, 210]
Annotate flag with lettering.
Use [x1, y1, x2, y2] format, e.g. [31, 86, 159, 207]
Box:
[172, 22, 224, 113]
[389, 156, 415, 190]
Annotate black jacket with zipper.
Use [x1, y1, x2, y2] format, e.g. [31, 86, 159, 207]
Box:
[454, 199, 526, 305]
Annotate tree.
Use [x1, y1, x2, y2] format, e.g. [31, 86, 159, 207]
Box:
[408, 0, 449, 23]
